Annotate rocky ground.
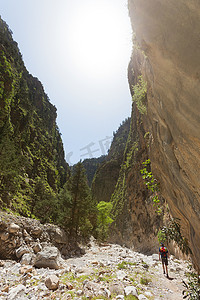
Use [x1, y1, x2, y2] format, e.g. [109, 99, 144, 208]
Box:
[0, 238, 191, 300]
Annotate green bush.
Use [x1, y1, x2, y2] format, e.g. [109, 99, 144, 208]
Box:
[132, 75, 147, 114]
[183, 265, 200, 299]
[158, 218, 192, 255]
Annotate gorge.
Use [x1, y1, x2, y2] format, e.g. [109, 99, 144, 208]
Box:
[0, 0, 200, 280]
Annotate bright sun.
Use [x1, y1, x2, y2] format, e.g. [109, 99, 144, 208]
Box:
[62, 0, 132, 81]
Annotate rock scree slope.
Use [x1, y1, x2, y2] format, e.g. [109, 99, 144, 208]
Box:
[0, 237, 190, 299]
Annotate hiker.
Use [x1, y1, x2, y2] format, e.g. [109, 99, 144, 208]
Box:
[159, 242, 169, 278]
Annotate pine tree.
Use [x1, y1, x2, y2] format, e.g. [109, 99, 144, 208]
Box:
[70, 162, 94, 239]
[56, 180, 72, 229]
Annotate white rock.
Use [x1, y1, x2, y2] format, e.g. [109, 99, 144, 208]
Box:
[124, 286, 138, 297]
[33, 246, 61, 269]
[152, 254, 159, 261]
[105, 288, 111, 298]
[116, 296, 125, 300]
[145, 291, 153, 297]
[8, 223, 20, 233]
[16, 245, 30, 258]
[10, 262, 21, 273]
[138, 294, 148, 300]
[76, 290, 83, 296]
[116, 270, 127, 280]
[21, 253, 33, 265]
[7, 284, 26, 300]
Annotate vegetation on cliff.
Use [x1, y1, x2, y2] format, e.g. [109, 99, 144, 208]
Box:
[91, 118, 130, 204]
[82, 155, 106, 187]
[0, 17, 69, 218]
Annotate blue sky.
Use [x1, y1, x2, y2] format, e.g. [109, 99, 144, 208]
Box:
[0, 0, 132, 165]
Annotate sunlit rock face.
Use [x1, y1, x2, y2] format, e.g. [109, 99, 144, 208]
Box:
[128, 0, 200, 270]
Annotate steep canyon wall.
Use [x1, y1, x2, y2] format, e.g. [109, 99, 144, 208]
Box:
[128, 0, 200, 270]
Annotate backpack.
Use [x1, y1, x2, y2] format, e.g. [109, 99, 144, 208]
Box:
[160, 246, 167, 258]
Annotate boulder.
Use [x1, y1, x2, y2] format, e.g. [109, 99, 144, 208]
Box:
[152, 254, 159, 261]
[16, 246, 30, 259]
[0, 231, 9, 241]
[20, 253, 33, 265]
[45, 225, 68, 244]
[33, 246, 61, 269]
[8, 223, 20, 234]
[109, 282, 124, 295]
[124, 286, 138, 297]
[116, 270, 127, 280]
[33, 243, 42, 254]
[7, 284, 26, 300]
[45, 274, 59, 290]
[30, 227, 42, 237]
[19, 265, 33, 274]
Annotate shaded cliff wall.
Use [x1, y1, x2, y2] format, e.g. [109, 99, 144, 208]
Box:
[109, 83, 162, 253]
[128, 0, 200, 270]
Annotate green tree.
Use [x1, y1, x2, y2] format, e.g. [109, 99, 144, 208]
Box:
[56, 181, 72, 229]
[31, 176, 56, 223]
[70, 162, 93, 239]
[96, 201, 113, 241]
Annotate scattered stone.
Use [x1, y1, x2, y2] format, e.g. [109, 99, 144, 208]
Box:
[0, 261, 4, 267]
[7, 284, 26, 300]
[20, 253, 33, 265]
[45, 274, 59, 290]
[152, 254, 159, 261]
[145, 291, 153, 297]
[19, 265, 33, 274]
[16, 245, 30, 259]
[124, 286, 138, 297]
[30, 227, 42, 237]
[66, 282, 74, 290]
[0, 232, 9, 241]
[116, 270, 127, 280]
[138, 294, 148, 300]
[116, 296, 125, 300]
[33, 246, 61, 269]
[33, 243, 42, 254]
[8, 223, 20, 234]
[76, 289, 83, 296]
[109, 282, 124, 294]
[1, 286, 9, 293]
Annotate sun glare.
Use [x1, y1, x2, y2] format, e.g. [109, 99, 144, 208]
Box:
[62, 0, 131, 81]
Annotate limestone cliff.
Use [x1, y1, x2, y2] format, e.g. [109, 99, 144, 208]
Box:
[128, 0, 200, 270]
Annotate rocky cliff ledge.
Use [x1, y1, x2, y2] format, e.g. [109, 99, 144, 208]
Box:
[128, 0, 200, 270]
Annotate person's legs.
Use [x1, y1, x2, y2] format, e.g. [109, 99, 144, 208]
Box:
[165, 259, 169, 277]
[162, 260, 165, 274]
